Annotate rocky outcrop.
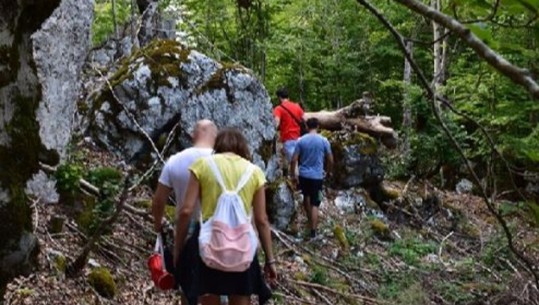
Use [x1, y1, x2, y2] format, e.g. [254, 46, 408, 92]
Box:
[88, 39, 275, 168]
[327, 131, 385, 189]
[0, 0, 93, 292]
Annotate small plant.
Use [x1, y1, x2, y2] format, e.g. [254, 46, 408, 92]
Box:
[309, 265, 328, 285]
[55, 162, 83, 204]
[388, 237, 437, 266]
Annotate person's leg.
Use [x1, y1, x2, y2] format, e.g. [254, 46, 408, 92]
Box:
[299, 177, 312, 228]
[309, 180, 323, 238]
[199, 294, 220, 305]
[228, 295, 250, 305]
[283, 140, 297, 164]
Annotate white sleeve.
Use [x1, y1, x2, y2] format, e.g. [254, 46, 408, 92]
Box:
[158, 161, 172, 188]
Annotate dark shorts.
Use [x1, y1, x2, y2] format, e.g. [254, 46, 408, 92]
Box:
[298, 176, 324, 207]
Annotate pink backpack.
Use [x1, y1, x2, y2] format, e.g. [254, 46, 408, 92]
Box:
[198, 157, 259, 272]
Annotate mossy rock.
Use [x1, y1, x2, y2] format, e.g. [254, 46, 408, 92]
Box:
[134, 199, 152, 210]
[165, 205, 176, 222]
[382, 185, 402, 200]
[88, 267, 117, 299]
[90, 39, 193, 124]
[325, 130, 384, 189]
[333, 224, 350, 251]
[370, 219, 391, 239]
[54, 254, 67, 273]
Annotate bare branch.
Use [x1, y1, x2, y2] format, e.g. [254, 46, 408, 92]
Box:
[451, 0, 501, 24]
[392, 0, 539, 99]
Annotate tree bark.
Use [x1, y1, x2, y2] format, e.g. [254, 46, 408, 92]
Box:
[393, 0, 539, 100]
[304, 97, 398, 148]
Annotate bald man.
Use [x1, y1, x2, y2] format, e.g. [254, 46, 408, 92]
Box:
[152, 119, 217, 232]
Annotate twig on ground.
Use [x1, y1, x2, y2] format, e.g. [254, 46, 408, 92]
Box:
[438, 231, 454, 262]
[312, 288, 333, 305]
[290, 280, 386, 304]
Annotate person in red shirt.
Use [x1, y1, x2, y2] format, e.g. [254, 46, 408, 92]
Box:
[273, 87, 305, 165]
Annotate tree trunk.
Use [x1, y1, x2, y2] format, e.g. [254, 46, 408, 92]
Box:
[431, 0, 442, 93]
[304, 96, 397, 148]
[402, 39, 414, 154]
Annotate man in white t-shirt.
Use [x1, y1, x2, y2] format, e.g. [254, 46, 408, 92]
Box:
[152, 119, 217, 232]
[152, 120, 218, 305]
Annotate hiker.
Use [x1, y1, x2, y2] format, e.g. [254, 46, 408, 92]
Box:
[173, 128, 277, 305]
[290, 118, 333, 239]
[151, 119, 217, 304]
[273, 87, 305, 167]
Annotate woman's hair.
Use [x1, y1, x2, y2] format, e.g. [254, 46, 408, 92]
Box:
[213, 128, 252, 160]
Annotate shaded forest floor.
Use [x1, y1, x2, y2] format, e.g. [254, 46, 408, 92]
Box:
[3, 143, 539, 305]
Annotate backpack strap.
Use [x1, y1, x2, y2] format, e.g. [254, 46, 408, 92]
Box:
[206, 157, 228, 192]
[234, 164, 256, 193]
[279, 103, 303, 127]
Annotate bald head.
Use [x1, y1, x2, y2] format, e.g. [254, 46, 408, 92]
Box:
[192, 119, 217, 146]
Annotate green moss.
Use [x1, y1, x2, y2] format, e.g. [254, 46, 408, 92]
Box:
[165, 205, 176, 222]
[54, 254, 67, 273]
[197, 62, 247, 97]
[333, 224, 350, 251]
[90, 40, 192, 128]
[134, 199, 152, 210]
[259, 139, 275, 164]
[370, 219, 390, 239]
[343, 132, 377, 155]
[88, 267, 117, 298]
[75, 195, 97, 233]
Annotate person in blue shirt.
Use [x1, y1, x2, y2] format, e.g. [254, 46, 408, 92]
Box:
[289, 118, 333, 239]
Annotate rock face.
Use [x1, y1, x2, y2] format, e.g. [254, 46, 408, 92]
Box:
[327, 131, 385, 189]
[88, 40, 275, 167]
[266, 181, 295, 231]
[0, 0, 93, 292]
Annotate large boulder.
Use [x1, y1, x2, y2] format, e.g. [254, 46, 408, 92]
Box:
[88, 39, 275, 167]
[326, 131, 385, 189]
[0, 0, 93, 292]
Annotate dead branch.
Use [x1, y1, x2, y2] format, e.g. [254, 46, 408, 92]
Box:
[290, 280, 386, 305]
[66, 179, 131, 277]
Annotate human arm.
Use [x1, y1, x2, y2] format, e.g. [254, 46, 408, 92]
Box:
[252, 186, 277, 283]
[289, 143, 300, 183]
[173, 172, 200, 267]
[273, 107, 282, 129]
[324, 139, 334, 178]
[152, 183, 172, 232]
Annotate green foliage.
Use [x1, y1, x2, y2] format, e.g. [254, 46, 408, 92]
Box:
[88, 267, 117, 298]
[388, 237, 437, 266]
[309, 265, 328, 285]
[84, 167, 123, 234]
[55, 163, 84, 205]
[92, 0, 133, 46]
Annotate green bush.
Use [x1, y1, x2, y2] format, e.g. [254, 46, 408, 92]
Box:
[55, 163, 83, 205]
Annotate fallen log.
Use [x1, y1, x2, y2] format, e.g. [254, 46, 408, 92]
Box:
[304, 95, 398, 148]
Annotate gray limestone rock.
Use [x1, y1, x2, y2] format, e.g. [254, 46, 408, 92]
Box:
[0, 0, 93, 292]
[328, 131, 385, 189]
[89, 40, 275, 168]
[267, 182, 295, 231]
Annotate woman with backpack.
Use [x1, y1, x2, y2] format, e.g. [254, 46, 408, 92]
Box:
[173, 128, 277, 305]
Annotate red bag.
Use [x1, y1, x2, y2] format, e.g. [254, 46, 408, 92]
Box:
[147, 235, 175, 290]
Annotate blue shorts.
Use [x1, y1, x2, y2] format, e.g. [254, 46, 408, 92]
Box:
[283, 140, 298, 162]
